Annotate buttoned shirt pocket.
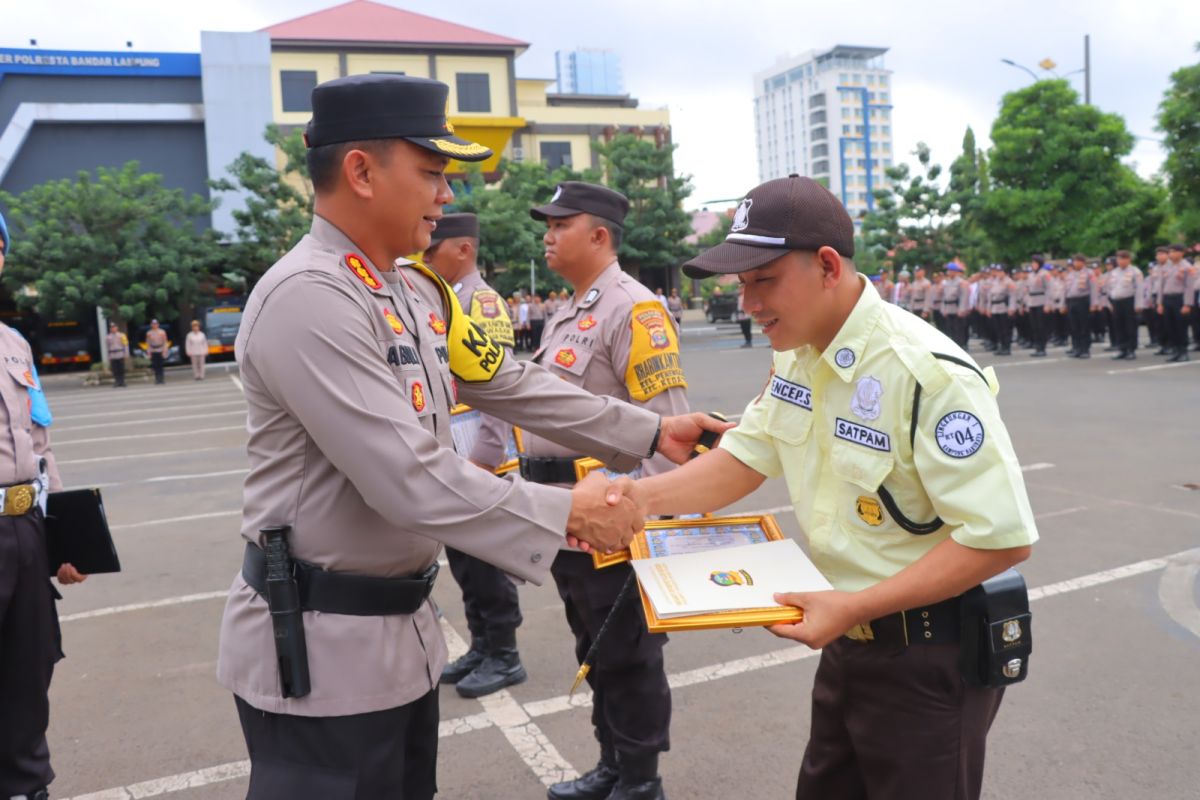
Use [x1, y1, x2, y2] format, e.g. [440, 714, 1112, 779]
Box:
[765, 395, 813, 446]
[830, 439, 894, 492]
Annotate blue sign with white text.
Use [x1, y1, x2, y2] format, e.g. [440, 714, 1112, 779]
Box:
[0, 48, 200, 78]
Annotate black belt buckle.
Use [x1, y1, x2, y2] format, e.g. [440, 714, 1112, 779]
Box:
[417, 561, 440, 600]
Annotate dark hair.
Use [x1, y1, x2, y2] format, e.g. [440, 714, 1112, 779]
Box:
[1071, 253, 1087, 262]
[1115, 250, 1131, 259]
[1168, 243, 1187, 252]
[1030, 254, 1045, 265]
[307, 139, 394, 193]
[587, 214, 623, 251]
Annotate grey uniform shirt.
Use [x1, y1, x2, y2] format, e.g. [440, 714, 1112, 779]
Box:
[1025, 273, 1048, 308]
[0, 324, 61, 491]
[988, 279, 1017, 314]
[910, 278, 931, 314]
[1157, 260, 1194, 303]
[1065, 269, 1098, 303]
[1107, 266, 1144, 307]
[217, 217, 660, 717]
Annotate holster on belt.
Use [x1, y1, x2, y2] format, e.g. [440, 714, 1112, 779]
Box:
[958, 568, 1032, 688]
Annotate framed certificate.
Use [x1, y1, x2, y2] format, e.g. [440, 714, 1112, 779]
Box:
[630, 515, 805, 633]
[450, 404, 523, 475]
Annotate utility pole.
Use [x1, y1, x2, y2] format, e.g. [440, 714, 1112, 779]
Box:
[1084, 34, 1091, 104]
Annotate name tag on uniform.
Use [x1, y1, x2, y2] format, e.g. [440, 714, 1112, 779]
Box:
[835, 417, 891, 452]
[770, 376, 812, 410]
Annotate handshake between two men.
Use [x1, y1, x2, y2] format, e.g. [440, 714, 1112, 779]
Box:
[562, 412, 737, 554]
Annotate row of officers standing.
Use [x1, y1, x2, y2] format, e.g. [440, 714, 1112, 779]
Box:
[876, 245, 1197, 361]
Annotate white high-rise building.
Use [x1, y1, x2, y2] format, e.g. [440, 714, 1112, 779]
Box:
[754, 45, 894, 224]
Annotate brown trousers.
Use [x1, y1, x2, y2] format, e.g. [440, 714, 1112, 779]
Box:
[797, 638, 1004, 800]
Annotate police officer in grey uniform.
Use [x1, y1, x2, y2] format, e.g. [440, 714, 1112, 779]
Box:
[215, 75, 728, 799]
[525, 183, 689, 800]
[423, 212, 527, 698]
[1107, 250, 1144, 360]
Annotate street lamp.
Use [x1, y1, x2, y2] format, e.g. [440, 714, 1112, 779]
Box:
[1001, 58, 1039, 82]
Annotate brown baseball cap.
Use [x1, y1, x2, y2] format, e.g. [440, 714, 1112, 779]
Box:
[683, 175, 854, 278]
[430, 212, 479, 244]
[530, 181, 630, 227]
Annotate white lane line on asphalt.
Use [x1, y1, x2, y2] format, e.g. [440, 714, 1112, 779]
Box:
[47, 385, 241, 408]
[1032, 505, 1089, 520]
[989, 357, 1066, 368]
[1021, 462, 1055, 472]
[53, 425, 246, 447]
[438, 617, 579, 787]
[59, 546, 1192, 800]
[68, 469, 249, 491]
[56, 446, 241, 465]
[231, 374, 244, 393]
[1158, 549, 1200, 640]
[109, 509, 240, 531]
[60, 591, 229, 623]
[1106, 359, 1200, 375]
[52, 400, 246, 423]
[54, 409, 245, 434]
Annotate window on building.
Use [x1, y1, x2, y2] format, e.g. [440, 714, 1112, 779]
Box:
[880, 75, 889, 86]
[810, 92, 826, 108]
[456, 73, 492, 113]
[539, 141, 573, 169]
[811, 126, 827, 141]
[813, 159, 830, 174]
[852, 73, 861, 83]
[882, 125, 890, 135]
[839, 73, 848, 83]
[280, 70, 318, 113]
[867, 74, 877, 85]
[809, 110, 826, 125]
[812, 143, 828, 158]
[880, 92, 889, 102]
[855, 125, 864, 134]
[869, 92, 876, 101]
[842, 124, 851, 134]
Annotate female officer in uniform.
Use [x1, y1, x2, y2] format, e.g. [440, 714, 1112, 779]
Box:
[621, 176, 1038, 800]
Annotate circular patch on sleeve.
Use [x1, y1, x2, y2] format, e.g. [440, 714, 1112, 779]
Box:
[934, 411, 985, 458]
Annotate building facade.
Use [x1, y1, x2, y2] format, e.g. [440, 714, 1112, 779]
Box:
[555, 48, 624, 95]
[754, 45, 893, 223]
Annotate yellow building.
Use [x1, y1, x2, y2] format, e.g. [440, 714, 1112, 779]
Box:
[262, 0, 670, 176]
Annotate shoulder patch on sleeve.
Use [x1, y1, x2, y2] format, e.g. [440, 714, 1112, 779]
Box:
[624, 300, 686, 402]
[343, 253, 385, 292]
[469, 289, 516, 349]
[406, 260, 505, 383]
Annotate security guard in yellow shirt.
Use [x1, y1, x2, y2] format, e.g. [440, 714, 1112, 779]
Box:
[624, 176, 1038, 800]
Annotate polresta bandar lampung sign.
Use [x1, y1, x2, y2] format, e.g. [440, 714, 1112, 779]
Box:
[0, 47, 200, 77]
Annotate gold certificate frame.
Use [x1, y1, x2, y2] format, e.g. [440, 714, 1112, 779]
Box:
[450, 404, 523, 475]
[573, 457, 647, 569]
[630, 514, 804, 633]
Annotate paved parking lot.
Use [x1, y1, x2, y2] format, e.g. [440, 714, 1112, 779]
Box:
[36, 329, 1200, 799]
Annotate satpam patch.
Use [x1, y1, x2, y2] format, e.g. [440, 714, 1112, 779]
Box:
[935, 410, 985, 458]
[834, 417, 891, 452]
[624, 300, 686, 402]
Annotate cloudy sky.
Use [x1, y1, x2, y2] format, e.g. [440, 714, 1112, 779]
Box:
[6, 0, 1198, 209]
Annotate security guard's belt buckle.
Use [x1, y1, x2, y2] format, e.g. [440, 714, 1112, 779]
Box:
[1, 483, 37, 516]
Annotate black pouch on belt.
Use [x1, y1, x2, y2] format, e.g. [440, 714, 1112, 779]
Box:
[958, 568, 1032, 688]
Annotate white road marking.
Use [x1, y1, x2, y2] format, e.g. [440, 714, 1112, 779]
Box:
[1021, 462, 1055, 472]
[990, 357, 1066, 368]
[56, 446, 240, 465]
[66, 469, 248, 491]
[53, 425, 246, 447]
[58, 547, 1192, 799]
[54, 409, 245, 434]
[1031, 505, 1088, 520]
[109, 509, 240, 531]
[1157, 548, 1200, 640]
[231, 374, 244, 393]
[1106, 359, 1200, 375]
[47, 385, 240, 408]
[438, 617, 579, 787]
[60, 591, 229, 623]
[51, 400, 245, 422]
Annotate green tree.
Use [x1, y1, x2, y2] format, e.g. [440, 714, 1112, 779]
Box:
[947, 126, 992, 266]
[592, 134, 694, 279]
[209, 124, 313, 284]
[862, 143, 957, 272]
[0, 161, 218, 324]
[983, 79, 1164, 262]
[1157, 42, 1200, 241]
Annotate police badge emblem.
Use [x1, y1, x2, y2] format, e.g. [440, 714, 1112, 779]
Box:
[855, 496, 884, 526]
[1001, 618, 1022, 643]
[635, 309, 671, 350]
[710, 569, 754, 587]
[850, 376, 883, 421]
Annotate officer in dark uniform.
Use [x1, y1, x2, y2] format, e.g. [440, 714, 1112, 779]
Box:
[0, 212, 86, 800]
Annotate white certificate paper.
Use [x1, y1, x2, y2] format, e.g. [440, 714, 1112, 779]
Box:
[631, 539, 833, 619]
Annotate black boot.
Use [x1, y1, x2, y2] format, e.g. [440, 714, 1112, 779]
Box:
[440, 636, 486, 684]
[456, 631, 527, 698]
[548, 745, 619, 800]
[606, 753, 665, 800]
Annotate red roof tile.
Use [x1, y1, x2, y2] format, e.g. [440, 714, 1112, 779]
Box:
[262, 0, 527, 49]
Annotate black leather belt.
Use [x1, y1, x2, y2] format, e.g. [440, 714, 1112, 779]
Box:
[241, 542, 438, 616]
[845, 596, 961, 646]
[519, 455, 580, 484]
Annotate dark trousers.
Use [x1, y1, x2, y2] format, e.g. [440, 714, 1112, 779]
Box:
[739, 317, 752, 344]
[796, 638, 1004, 800]
[993, 313, 1012, 352]
[445, 547, 522, 642]
[1027, 306, 1047, 352]
[552, 552, 670, 758]
[1162, 294, 1187, 353]
[110, 357, 126, 386]
[236, 690, 439, 800]
[1110, 297, 1137, 353]
[0, 512, 60, 797]
[1067, 297, 1092, 354]
[1190, 299, 1200, 345]
[530, 320, 546, 351]
[150, 352, 165, 383]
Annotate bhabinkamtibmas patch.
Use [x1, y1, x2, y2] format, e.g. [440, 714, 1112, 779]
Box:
[469, 290, 516, 349]
[625, 301, 686, 401]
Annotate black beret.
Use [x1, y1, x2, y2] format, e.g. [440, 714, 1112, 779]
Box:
[305, 74, 491, 162]
[431, 213, 479, 244]
[530, 182, 629, 227]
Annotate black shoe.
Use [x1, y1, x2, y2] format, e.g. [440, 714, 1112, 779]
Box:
[1104, 345, 1119, 351]
[1156, 348, 1171, 355]
[605, 754, 665, 800]
[1169, 351, 1190, 363]
[1031, 350, 1046, 358]
[739, 342, 752, 348]
[997, 349, 1011, 356]
[1127, 352, 1136, 360]
[440, 637, 486, 684]
[607, 777, 665, 800]
[548, 761, 619, 800]
[1077, 351, 1090, 359]
[1192, 343, 1200, 351]
[456, 646, 527, 698]
[1111, 352, 1128, 360]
